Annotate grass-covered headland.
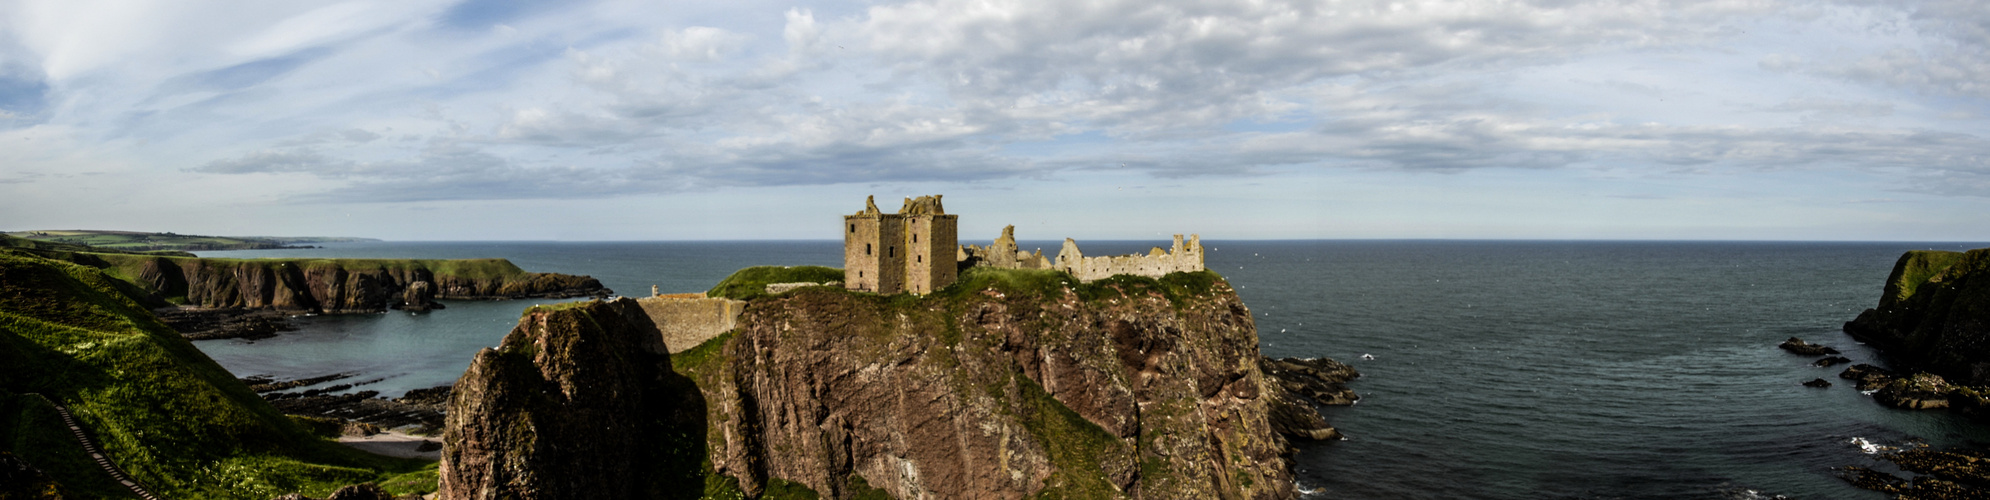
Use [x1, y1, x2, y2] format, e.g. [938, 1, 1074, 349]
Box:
[0, 251, 434, 498]
[4, 230, 377, 252]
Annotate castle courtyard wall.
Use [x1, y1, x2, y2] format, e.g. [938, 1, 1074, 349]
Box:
[633, 295, 746, 353]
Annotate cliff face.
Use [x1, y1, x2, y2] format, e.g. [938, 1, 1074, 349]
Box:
[439, 299, 699, 499]
[702, 271, 1295, 499]
[442, 269, 1312, 500]
[1845, 248, 1990, 384]
[98, 255, 609, 314]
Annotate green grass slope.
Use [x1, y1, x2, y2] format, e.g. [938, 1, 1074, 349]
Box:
[0, 251, 433, 499]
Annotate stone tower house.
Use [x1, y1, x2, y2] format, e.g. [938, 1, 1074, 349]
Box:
[844, 195, 958, 294]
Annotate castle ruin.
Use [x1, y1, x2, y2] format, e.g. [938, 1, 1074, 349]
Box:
[1054, 234, 1205, 282]
[844, 195, 958, 294]
[842, 195, 1205, 293]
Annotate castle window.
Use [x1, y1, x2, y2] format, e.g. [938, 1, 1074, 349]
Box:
[850, 224, 856, 233]
[918, 255, 923, 263]
[890, 247, 895, 258]
[867, 243, 872, 255]
[859, 271, 864, 278]
[914, 233, 918, 243]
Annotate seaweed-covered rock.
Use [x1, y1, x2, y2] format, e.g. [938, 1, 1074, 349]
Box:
[1803, 378, 1832, 388]
[1841, 364, 1897, 391]
[1875, 373, 1954, 410]
[1814, 356, 1853, 367]
[1778, 337, 1841, 356]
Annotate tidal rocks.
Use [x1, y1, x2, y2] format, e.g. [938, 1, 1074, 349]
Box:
[440, 299, 689, 500]
[1814, 356, 1853, 367]
[1778, 337, 1841, 356]
[154, 306, 297, 340]
[1840, 364, 1897, 391]
[1876, 373, 1955, 410]
[1261, 356, 1361, 406]
[1840, 445, 1990, 499]
[1803, 378, 1833, 388]
[242, 374, 449, 433]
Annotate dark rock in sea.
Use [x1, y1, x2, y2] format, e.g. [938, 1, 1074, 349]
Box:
[1875, 373, 1954, 410]
[242, 374, 447, 433]
[1261, 356, 1361, 405]
[1803, 378, 1832, 388]
[1778, 337, 1841, 356]
[394, 385, 452, 410]
[392, 281, 443, 312]
[155, 306, 297, 340]
[1840, 364, 1897, 391]
[1840, 445, 1990, 499]
[1814, 356, 1853, 367]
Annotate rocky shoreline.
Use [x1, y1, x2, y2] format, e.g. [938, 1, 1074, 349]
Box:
[241, 373, 452, 435]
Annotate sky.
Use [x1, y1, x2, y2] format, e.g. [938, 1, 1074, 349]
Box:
[0, 0, 1986, 242]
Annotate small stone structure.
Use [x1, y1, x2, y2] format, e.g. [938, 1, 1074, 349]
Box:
[844, 195, 958, 295]
[630, 295, 745, 353]
[1054, 234, 1205, 282]
[960, 225, 1051, 270]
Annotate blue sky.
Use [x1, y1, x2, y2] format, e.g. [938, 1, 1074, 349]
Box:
[1, 0, 1986, 241]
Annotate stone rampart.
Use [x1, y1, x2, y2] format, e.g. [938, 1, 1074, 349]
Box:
[1054, 234, 1205, 282]
[632, 295, 746, 353]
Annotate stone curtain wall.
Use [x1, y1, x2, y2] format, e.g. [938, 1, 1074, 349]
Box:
[1054, 234, 1206, 282]
[632, 295, 746, 353]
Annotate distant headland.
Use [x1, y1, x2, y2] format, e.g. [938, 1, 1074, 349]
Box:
[4, 229, 380, 252]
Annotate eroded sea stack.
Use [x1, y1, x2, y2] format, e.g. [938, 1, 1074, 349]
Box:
[442, 268, 1329, 499]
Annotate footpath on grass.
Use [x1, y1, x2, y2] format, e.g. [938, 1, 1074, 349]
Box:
[33, 393, 162, 500]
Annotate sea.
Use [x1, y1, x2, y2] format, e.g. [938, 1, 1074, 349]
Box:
[190, 240, 1990, 499]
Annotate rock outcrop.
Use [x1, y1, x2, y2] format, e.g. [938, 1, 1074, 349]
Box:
[1843, 248, 1990, 384]
[1778, 337, 1841, 356]
[699, 270, 1297, 499]
[99, 254, 608, 315]
[439, 299, 699, 499]
[442, 268, 1327, 500]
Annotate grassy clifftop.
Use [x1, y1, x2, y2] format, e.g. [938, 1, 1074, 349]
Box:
[1846, 248, 1990, 382]
[4, 230, 376, 252]
[0, 251, 433, 499]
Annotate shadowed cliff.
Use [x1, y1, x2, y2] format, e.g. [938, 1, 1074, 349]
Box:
[443, 267, 1329, 499]
[1844, 248, 1990, 383]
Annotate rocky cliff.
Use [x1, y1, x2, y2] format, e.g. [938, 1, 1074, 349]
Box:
[439, 300, 697, 499]
[1843, 248, 1990, 384]
[443, 268, 1326, 500]
[93, 254, 609, 314]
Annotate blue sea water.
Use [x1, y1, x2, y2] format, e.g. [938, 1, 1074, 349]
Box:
[192, 240, 1990, 499]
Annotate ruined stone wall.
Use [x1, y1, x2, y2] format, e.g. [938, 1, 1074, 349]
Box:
[1055, 234, 1205, 282]
[632, 295, 746, 353]
[960, 225, 1051, 270]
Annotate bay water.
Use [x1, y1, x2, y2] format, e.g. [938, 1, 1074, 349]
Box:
[192, 240, 1990, 498]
